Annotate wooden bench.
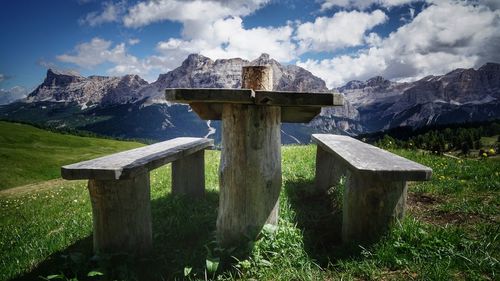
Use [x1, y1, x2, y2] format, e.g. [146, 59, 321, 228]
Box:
[61, 137, 213, 256]
[312, 134, 432, 244]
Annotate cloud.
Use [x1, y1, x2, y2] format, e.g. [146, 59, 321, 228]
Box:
[296, 9, 388, 53]
[123, 0, 269, 28]
[155, 17, 295, 65]
[121, 0, 293, 72]
[56, 37, 151, 76]
[477, 0, 500, 10]
[57, 38, 113, 68]
[60, 0, 498, 89]
[298, 0, 500, 88]
[128, 38, 140, 45]
[79, 0, 126, 26]
[0, 86, 28, 105]
[0, 73, 13, 85]
[320, 0, 420, 11]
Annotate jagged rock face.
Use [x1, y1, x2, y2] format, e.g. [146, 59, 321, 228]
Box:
[250, 53, 328, 92]
[27, 69, 148, 106]
[339, 62, 500, 132]
[339, 76, 411, 108]
[17, 55, 499, 140]
[140, 54, 246, 103]
[141, 53, 330, 100]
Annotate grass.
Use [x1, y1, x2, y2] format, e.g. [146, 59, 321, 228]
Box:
[481, 135, 499, 147]
[0, 121, 142, 190]
[0, 123, 499, 280]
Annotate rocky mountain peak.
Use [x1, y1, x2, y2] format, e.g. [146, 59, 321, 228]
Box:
[28, 70, 148, 106]
[43, 68, 84, 87]
[479, 62, 500, 72]
[183, 53, 212, 68]
[342, 80, 364, 90]
[251, 53, 273, 66]
[366, 76, 391, 88]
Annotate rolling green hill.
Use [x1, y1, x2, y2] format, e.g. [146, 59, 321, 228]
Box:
[0, 121, 143, 190]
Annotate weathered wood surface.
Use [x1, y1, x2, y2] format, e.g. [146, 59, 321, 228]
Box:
[216, 65, 282, 247]
[312, 133, 432, 244]
[166, 88, 254, 104]
[190, 103, 223, 120]
[241, 65, 273, 90]
[88, 171, 152, 256]
[165, 88, 342, 107]
[189, 103, 323, 122]
[255, 90, 343, 106]
[61, 137, 213, 180]
[312, 134, 432, 181]
[172, 150, 205, 198]
[342, 171, 407, 243]
[315, 145, 345, 192]
[281, 106, 321, 123]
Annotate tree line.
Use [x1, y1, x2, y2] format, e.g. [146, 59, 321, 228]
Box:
[359, 120, 500, 156]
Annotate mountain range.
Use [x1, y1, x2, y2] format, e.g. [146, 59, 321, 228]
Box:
[1, 54, 499, 144]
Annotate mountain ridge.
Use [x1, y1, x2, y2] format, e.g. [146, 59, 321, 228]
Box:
[3, 54, 499, 143]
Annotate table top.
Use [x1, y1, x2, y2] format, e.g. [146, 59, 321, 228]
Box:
[165, 88, 344, 123]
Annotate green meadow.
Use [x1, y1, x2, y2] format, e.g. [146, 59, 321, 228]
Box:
[0, 121, 498, 280]
[0, 121, 142, 190]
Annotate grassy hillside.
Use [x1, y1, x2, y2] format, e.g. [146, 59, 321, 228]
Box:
[0, 130, 498, 280]
[0, 121, 142, 190]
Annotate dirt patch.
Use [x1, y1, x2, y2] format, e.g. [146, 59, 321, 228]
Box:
[424, 210, 489, 225]
[407, 192, 496, 226]
[0, 178, 84, 198]
[407, 192, 442, 216]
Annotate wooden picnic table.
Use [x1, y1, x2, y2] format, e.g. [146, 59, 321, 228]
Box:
[166, 66, 343, 246]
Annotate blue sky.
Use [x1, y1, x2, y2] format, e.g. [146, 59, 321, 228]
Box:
[1, 0, 499, 98]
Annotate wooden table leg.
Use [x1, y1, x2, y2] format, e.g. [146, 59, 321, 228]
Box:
[216, 103, 282, 247]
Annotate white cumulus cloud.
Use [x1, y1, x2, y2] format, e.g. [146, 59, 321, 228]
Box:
[123, 0, 269, 28]
[121, 0, 294, 72]
[79, 0, 126, 26]
[155, 17, 295, 67]
[296, 9, 388, 53]
[128, 38, 140, 45]
[56, 37, 151, 77]
[0, 86, 28, 105]
[298, 0, 500, 88]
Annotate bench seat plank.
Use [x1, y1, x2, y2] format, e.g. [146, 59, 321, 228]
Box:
[61, 137, 213, 180]
[312, 134, 432, 181]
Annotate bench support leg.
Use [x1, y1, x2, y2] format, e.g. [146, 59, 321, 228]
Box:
[315, 146, 344, 192]
[87, 172, 152, 256]
[342, 171, 407, 244]
[172, 150, 205, 198]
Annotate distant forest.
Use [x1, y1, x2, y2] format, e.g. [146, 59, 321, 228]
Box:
[359, 120, 500, 156]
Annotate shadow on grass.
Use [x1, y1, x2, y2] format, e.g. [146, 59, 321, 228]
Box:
[10, 191, 220, 281]
[284, 179, 363, 265]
